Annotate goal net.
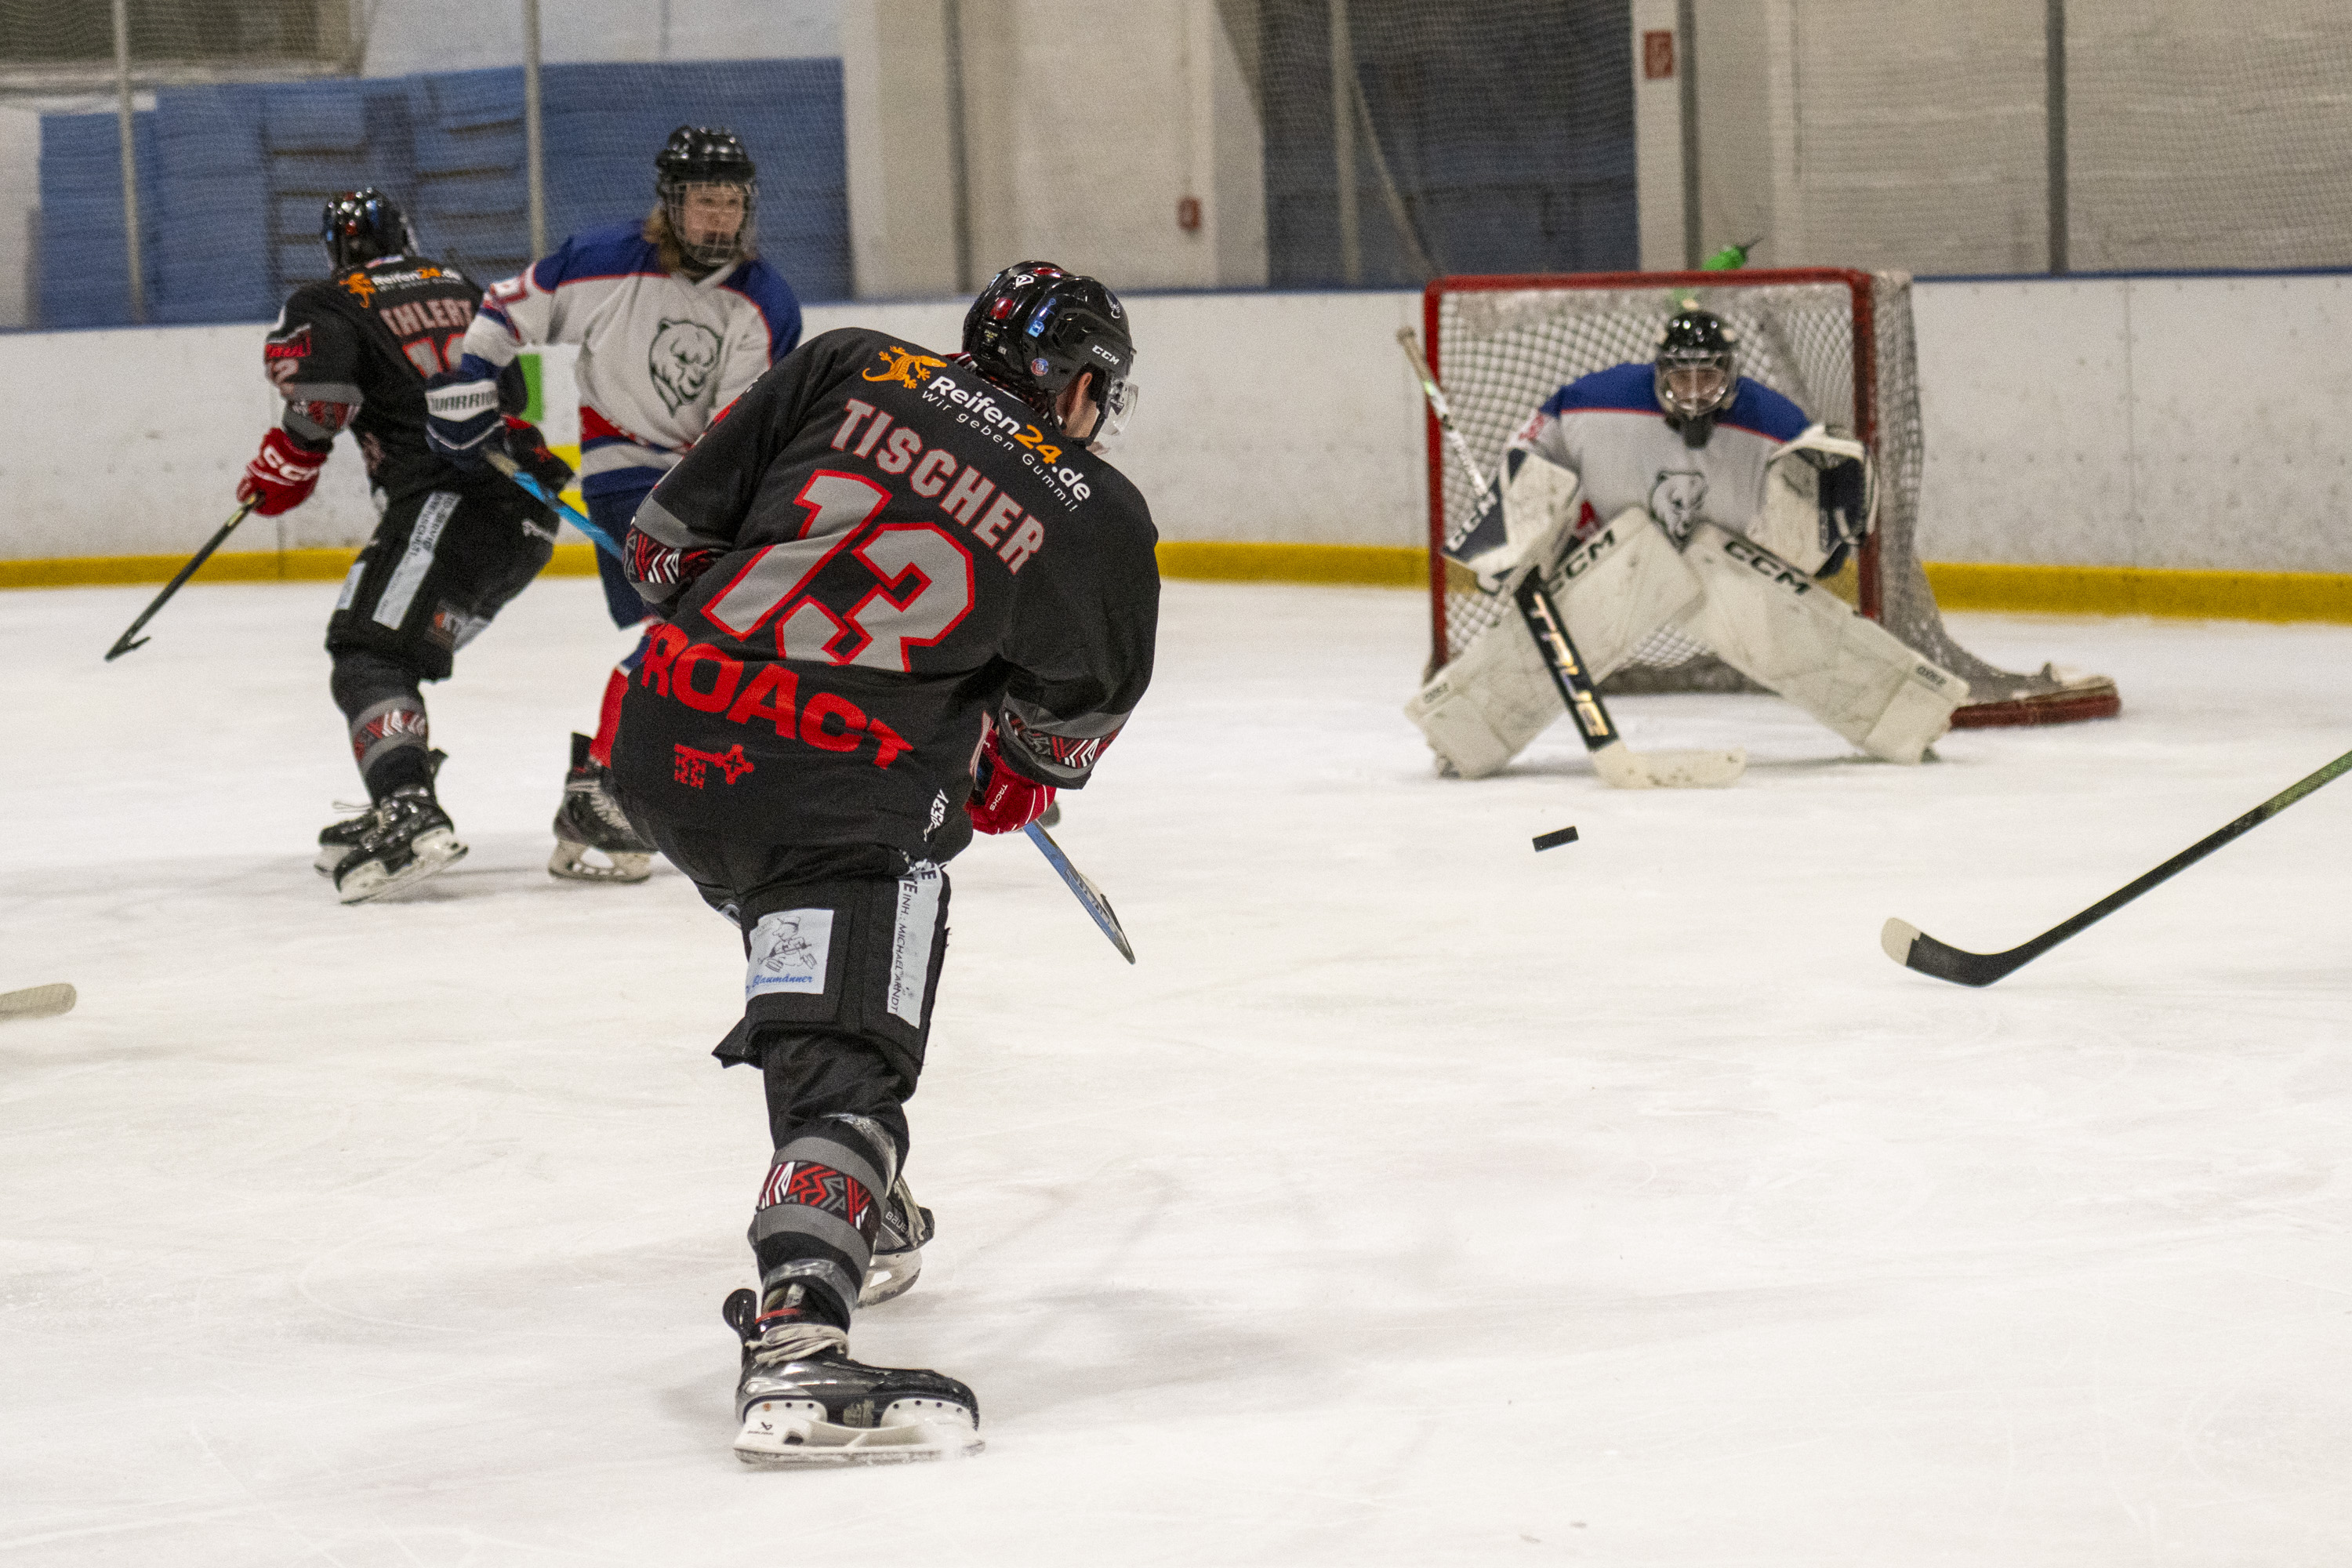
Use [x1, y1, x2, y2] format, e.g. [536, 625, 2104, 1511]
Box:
[1422, 268, 2119, 728]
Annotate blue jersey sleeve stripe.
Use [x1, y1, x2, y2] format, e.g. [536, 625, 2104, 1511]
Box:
[1541, 361, 1661, 416]
[723, 261, 804, 361]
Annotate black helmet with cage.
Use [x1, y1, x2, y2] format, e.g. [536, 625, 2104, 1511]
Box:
[961, 260, 1139, 441]
[320, 188, 417, 272]
[655, 125, 758, 268]
[1654, 307, 1739, 445]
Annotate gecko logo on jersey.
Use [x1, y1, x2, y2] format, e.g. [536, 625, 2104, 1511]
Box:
[1650, 470, 1708, 539]
[673, 741, 756, 787]
[339, 272, 377, 306]
[862, 344, 948, 390]
[648, 318, 724, 412]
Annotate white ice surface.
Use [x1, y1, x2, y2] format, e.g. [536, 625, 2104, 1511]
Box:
[4, 580, 2352, 1566]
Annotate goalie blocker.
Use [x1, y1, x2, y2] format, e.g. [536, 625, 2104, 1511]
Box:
[1410, 504, 1965, 778]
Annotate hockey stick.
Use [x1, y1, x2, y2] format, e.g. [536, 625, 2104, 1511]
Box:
[1023, 822, 1134, 964]
[483, 449, 626, 561]
[1396, 328, 1744, 790]
[103, 500, 259, 661]
[0, 983, 76, 1022]
[1883, 746, 2352, 986]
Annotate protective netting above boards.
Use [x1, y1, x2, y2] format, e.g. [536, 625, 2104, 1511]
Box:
[0, 1, 847, 329]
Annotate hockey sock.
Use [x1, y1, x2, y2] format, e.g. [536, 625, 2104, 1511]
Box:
[586, 639, 644, 769]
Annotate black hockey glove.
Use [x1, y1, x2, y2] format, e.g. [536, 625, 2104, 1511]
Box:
[499, 416, 575, 493]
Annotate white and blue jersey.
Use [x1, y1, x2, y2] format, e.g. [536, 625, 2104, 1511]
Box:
[1514, 362, 1811, 542]
[459, 222, 802, 499]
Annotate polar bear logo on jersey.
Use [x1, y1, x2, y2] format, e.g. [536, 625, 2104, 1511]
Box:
[1649, 470, 1708, 541]
[648, 318, 724, 412]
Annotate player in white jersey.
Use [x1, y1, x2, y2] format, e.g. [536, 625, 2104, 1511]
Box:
[426, 126, 804, 880]
[1408, 308, 1969, 778]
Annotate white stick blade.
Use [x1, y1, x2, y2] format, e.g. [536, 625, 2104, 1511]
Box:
[1592, 743, 1747, 790]
[0, 982, 76, 1022]
[1879, 920, 1921, 967]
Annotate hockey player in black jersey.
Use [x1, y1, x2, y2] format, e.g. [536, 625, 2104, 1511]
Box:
[239, 189, 572, 902]
[610, 262, 1157, 1465]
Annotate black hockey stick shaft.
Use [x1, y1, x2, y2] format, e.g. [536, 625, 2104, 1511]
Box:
[1514, 573, 1620, 751]
[103, 500, 259, 661]
[1889, 746, 2352, 985]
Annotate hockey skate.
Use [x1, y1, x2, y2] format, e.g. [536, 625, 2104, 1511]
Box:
[331, 785, 467, 904]
[548, 732, 653, 883]
[318, 750, 445, 875]
[858, 1171, 935, 1308]
[724, 1287, 982, 1467]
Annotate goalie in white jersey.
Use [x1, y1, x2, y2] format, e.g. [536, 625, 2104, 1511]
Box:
[1408, 307, 1967, 778]
[427, 125, 803, 880]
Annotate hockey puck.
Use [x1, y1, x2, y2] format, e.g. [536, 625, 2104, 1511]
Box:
[1533, 826, 1579, 852]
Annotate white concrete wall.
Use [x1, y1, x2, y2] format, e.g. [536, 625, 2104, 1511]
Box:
[840, 0, 1267, 299]
[9, 275, 2349, 573]
[358, 0, 841, 73]
[1914, 273, 2352, 572]
[0, 289, 1429, 562]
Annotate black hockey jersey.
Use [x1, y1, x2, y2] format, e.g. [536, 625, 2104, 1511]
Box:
[613, 326, 1160, 875]
[263, 254, 528, 503]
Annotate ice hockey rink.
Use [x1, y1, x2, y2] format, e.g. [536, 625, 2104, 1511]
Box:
[4, 575, 2350, 1566]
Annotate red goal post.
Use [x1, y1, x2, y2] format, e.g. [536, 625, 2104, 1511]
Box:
[1418, 267, 2120, 728]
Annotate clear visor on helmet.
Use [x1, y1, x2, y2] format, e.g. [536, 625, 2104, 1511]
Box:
[1657, 355, 1732, 419]
[1092, 374, 1140, 445]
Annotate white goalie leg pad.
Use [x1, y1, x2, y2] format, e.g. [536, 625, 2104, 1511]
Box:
[1406, 511, 1700, 778]
[1406, 603, 1559, 779]
[1679, 522, 1968, 763]
[1541, 507, 1705, 679]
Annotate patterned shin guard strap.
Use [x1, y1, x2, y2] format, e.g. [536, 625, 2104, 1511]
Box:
[747, 1121, 889, 1329]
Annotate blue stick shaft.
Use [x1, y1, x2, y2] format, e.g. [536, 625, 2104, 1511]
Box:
[486, 452, 625, 561]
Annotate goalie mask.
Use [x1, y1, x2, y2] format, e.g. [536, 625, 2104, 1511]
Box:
[962, 261, 1139, 442]
[1654, 308, 1738, 441]
[655, 125, 757, 269]
[321, 188, 416, 272]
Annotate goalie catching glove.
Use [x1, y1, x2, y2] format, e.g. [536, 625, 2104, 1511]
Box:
[1753, 423, 1874, 578]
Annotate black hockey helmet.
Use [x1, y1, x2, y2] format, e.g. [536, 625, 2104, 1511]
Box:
[655, 125, 757, 267]
[961, 261, 1139, 441]
[1654, 307, 1739, 423]
[321, 188, 416, 271]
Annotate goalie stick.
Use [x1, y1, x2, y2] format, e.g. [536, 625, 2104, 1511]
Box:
[1396, 328, 1744, 790]
[0, 983, 76, 1022]
[103, 501, 258, 661]
[1883, 745, 2352, 986]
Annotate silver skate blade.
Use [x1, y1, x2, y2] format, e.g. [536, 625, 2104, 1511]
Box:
[337, 833, 469, 906]
[546, 839, 652, 884]
[734, 1402, 982, 1468]
[0, 983, 75, 1023]
[857, 1247, 924, 1308]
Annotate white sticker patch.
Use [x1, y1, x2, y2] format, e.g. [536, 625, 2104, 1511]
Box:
[746, 909, 833, 1000]
[334, 558, 366, 612]
[886, 866, 944, 1026]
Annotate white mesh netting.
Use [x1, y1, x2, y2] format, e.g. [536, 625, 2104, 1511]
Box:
[1427, 269, 2079, 709]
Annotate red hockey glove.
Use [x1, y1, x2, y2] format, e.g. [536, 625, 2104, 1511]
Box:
[966, 732, 1055, 835]
[237, 426, 329, 515]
